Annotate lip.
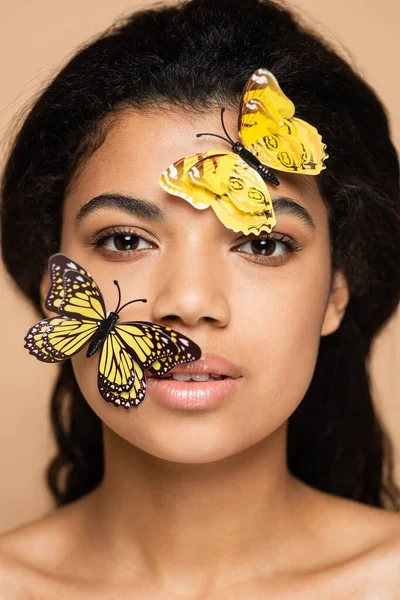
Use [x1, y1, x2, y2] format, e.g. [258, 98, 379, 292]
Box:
[146, 352, 244, 410]
[146, 352, 242, 379]
[146, 377, 244, 410]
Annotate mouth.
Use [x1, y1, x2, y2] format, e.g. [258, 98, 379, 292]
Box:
[145, 352, 243, 410]
[145, 376, 243, 410]
[146, 372, 228, 382]
[146, 351, 242, 380]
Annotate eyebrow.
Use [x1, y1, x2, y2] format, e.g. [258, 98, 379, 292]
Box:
[75, 192, 315, 231]
[272, 196, 315, 231]
[75, 193, 165, 224]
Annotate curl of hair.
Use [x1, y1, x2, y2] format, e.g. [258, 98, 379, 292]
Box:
[1, 0, 400, 508]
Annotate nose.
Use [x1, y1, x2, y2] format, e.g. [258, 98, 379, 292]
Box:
[150, 243, 231, 330]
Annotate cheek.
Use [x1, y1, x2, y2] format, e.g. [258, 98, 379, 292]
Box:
[236, 255, 331, 428]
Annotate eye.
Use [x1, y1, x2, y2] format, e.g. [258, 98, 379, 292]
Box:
[103, 233, 153, 252]
[89, 227, 156, 255]
[237, 237, 285, 256]
[233, 233, 301, 265]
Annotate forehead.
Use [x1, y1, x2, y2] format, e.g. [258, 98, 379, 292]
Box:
[64, 107, 326, 219]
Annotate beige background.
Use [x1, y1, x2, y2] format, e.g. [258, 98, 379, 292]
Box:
[1, 0, 399, 535]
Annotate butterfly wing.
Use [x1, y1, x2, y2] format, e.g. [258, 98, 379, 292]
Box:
[162, 149, 248, 213]
[212, 192, 275, 235]
[24, 316, 98, 362]
[238, 68, 328, 173]
[238, 69, 295, 143]
[45, 253, 98, 314]
[97, 333, 137, 394]
[99, 362, 147, 409]
[189, 153, 275, 234]
[161, 149, 275, 235]
[56, 269, 106, 322]
[98, 323, 202, 408]
[139, 322, 202, 377]
[160, 153, 215, 209]
[245, 117, 328, 174]
[97, 322, 179, 394]
[103, 325, 202, 409]
[26, 254, 104, 363]
[25, 317, 65, 362]
[187, 151, 237, 196]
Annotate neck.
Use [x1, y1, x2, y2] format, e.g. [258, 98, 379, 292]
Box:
[81, 422, 313, 593]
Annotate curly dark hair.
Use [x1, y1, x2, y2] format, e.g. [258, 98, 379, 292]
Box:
[1, 0, 400, 509]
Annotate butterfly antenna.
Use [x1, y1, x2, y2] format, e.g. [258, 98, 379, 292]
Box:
[113, 280, 122, 313]
[196, 132, 231, 144]
[220, 107, 235, 144]
[117, 298, 147, 314]
[195, 108, 235, 146]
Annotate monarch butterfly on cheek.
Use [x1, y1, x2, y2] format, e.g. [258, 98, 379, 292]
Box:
[160, 68, 328, 235]
[24, 253, 202, 409]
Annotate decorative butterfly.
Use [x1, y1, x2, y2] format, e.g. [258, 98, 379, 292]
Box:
[160, 68, 328, 235]
[24, 254, 202, 409]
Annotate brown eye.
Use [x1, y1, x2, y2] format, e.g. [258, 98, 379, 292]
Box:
[103, 233, 153, 252]
[233, 232, 302, 266]
[237, 237, 286, 257]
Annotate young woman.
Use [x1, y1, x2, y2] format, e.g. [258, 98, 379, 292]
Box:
[1, 0, 400, 597]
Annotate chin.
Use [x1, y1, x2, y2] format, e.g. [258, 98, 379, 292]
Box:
[136, 443, 240, 465]
[104, 412, 255, 464]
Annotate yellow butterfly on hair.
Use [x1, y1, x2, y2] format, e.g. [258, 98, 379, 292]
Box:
[24, 253, 202, 409]
[160, 68, 328, 235]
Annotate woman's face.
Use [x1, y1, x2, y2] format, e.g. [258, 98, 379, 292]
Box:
[43, 107, 346, 463]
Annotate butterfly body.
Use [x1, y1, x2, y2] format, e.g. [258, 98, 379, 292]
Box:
[230, 142, 280, 186]
[86, 311, 120, 358]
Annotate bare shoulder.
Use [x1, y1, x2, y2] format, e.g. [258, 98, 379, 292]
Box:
[0, 549, 42, 600]
[0, 485, 399, 599]
[360, 510, 400, 597]
[301, 485, 400, 597]
[307, 483, 400, 555]
[0, 552, 26, 599]
[0, 499, 81, 561]
[0, 496, 91, 598]
[338, 509, 400, 599]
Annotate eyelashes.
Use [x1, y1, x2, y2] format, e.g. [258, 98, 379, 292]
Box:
[89, 226, 156, 255]
[88, 225, 302, 265]
[233, 231, 300, 256]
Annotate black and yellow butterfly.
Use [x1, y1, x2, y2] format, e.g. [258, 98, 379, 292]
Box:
[24, 254, 202, 409]
[160, 68, 328, 235]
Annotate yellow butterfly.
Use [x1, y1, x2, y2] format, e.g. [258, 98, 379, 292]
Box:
[24, 254, 202, 409]
[160, 68, 328, 235]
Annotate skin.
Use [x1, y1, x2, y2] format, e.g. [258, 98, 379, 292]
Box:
[1, 107, 400, 599]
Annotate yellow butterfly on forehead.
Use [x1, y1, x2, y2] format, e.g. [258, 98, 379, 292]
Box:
[24, 254, 202, 409]
[160, 68, 328, 235]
